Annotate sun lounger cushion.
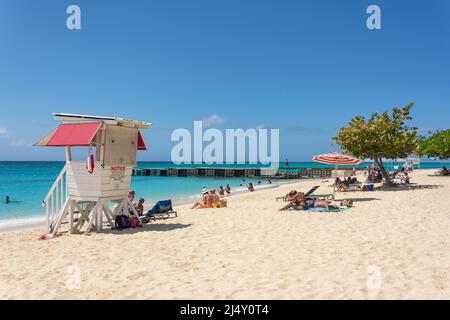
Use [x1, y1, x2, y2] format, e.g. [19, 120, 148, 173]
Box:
[146, 200, 173, 215]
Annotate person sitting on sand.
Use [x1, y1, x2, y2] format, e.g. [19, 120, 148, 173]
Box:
[279, 190, 308, 211]
[401, 172, 411, 184]
[127, 190, 136, 215]
[247, 183, 255, 192]
[225, 184, 231, 194]
[349, 177, 359, 185]
[334, 177, 342, 186]
[134, 198, 145, 216]
[337, 181, 364, 192]
[374, 170, 383, 183]
[219, 186, 225, 197]
[437, 166, 449, 176]
[268, 180, 272, 184]
[192, 188, 211, 209]
[210, 189, 220, 208]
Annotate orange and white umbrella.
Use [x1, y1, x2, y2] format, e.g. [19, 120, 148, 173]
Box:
[312, 152, 363, 199]
[312, 152, 363, 166]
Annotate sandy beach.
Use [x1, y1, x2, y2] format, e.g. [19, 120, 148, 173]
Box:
[0, 169, 449, 300]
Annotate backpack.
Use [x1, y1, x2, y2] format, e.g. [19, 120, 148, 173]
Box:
[115, 215, 130, 230]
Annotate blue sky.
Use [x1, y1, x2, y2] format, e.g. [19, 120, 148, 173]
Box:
[0, 0, 449, 161]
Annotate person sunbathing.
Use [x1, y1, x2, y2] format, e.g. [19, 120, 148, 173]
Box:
[337, 182, 364, 192]
[306, 198, 333, 208]
[279, 190, 308, 211]
[349, 177, 359, 184]
[192, 189, 212, 209]
[210, 189, 220, 208]
[437, 167, 449, 176]
[401, 172, 411, 184]
[247, 183, 255, 192]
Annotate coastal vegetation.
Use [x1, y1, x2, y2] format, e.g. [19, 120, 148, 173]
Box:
[333, 103, 419, 186]
[417, 129, 450, 160]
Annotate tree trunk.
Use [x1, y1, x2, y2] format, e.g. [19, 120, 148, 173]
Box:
[374, 157, 393, 186]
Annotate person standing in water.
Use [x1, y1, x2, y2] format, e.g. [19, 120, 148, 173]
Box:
[285, 158, 289, 166]
[219, 186, 225, 197]
[6, 196, 10, 204]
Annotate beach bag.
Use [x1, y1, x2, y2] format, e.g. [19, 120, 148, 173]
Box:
[219, 199, 228, 208]
[115, 215, 130, 230]
[130, 217, 140, 228]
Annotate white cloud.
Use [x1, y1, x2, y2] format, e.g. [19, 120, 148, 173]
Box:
[0, 127, 30, 147]
[201, 114, 226, 127]
[0, 127, 9, 137]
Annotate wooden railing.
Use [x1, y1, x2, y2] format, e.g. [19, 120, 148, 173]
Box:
[43, 164, 67, 233]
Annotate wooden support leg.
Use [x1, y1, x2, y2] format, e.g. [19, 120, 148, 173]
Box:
[96, 200, 103, 232]
[84, 202, 99, 235]
[74, 202, 94, 233]
[50, 199, 70, 238]
[68, 199, 74, 234]
[103, 203, 115, 228]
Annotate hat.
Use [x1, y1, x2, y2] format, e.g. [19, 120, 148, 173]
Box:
[202, 188, 209, 195]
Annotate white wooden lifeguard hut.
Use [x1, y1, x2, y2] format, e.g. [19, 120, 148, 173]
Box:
[34, 113, 150, 237]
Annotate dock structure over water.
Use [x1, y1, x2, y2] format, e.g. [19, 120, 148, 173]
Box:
[132, 167, 337, 179]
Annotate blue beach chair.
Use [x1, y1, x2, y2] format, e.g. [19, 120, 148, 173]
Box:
[144, 200, 177, 222]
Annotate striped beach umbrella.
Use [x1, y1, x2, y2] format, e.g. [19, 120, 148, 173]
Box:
[312, 152, 363, 166]
[312, 152, 363, 199]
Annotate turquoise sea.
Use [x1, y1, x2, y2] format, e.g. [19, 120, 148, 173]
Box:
[0, 161, 446, 228]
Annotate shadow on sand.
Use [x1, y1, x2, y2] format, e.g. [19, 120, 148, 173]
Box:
[376, 184, 443, 192]
[334, 197, 381, 202]
[104, 223, 192, 235]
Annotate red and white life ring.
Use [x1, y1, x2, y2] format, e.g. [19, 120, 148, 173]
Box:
[86, 148, 95, 174]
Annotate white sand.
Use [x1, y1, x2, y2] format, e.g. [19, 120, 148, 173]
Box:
[0, 169, 449, 299]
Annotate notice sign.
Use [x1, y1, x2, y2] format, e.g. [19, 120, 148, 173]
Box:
[110, 166, 126, 181]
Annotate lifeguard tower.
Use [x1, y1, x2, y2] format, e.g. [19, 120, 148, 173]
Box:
[34, 113, 150, 237]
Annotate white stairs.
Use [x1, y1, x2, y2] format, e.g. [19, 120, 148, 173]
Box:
[43, 164, 68, 236]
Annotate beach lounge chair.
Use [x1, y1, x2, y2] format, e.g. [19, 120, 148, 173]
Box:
[143, 200, 177, 222]
[338, 184, 374, 192]
[276, 186, 333, 201]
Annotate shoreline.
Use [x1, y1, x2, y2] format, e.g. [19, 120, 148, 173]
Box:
[0, 168, 441, 234]
[0, 179, 292, 234]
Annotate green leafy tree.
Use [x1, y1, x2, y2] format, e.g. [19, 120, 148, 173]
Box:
[417, 129, 450, 160]
[333, 103, 418, 186]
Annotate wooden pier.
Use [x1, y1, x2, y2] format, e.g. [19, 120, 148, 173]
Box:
[132, 167, 338, 179]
